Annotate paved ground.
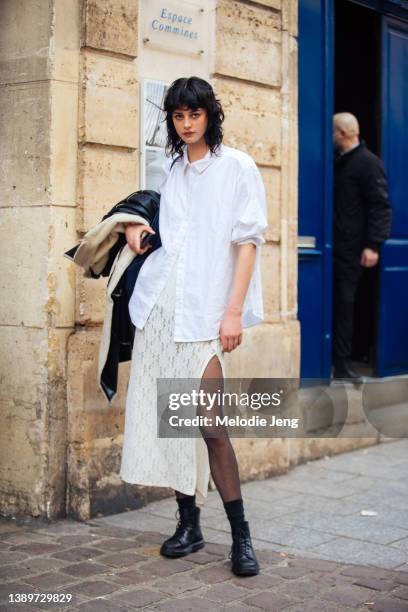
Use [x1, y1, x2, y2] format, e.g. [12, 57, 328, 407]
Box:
[1, 439, 408, 611]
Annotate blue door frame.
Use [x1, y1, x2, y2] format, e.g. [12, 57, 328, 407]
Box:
[298, 0, 334, 379]
[376, 16, 408, 375]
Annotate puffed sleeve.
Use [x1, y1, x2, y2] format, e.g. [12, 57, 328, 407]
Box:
[231, 163, 268, 246]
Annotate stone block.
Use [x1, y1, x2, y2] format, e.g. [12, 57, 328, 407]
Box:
[280, 34, 298, 225]
[234, 437, 290, 482]
[261, 243, 280, 322]
[79, 51, 138, 148]
[0, 82, 50, 208]
[67, 328, 103, 518]
[48, 206, 77, 328]
[282, 0, 298, 37]
[51, 0, 81, 83]
[81, 0, 138, 57]
[260, 167, 281, 243]
[215, 0, 281, 87]
[0, 324, 48, 498]
[37, 328, 71, 518]
[213, 76, 281, 166]
[67, 328, 103, 419]
[225, 319, 300, 378]
[255, 0, 281, 8]
[286, 219, 298, 318]
[76, 275, 107, 326]
[0, 325, 71, 517]
[77, 145, 139, 232]
[0, 396, 46, 517]
[0, 325, 47, 404]
[0, 207, 48, 327]
[49, 80, 79, 207]
[0, 0, 51, 85]
[0, 206, 76, 328]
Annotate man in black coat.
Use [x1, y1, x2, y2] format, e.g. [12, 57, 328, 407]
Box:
[332, 113, 392, 379]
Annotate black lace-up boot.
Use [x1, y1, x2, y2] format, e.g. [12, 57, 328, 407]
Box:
[160, 506, 205, 558]
[229, 521, 260, 576]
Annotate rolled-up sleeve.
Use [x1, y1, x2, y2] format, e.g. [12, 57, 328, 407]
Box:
[231, 164, 268, 246]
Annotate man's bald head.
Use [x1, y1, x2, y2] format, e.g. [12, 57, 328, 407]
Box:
[333, 113, 360, 136]
[333, 113, 360, 152]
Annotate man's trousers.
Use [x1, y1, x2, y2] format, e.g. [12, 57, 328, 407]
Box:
[332, 263, 364, 364]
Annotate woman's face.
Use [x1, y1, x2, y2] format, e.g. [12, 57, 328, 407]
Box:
[172, 106, 208, 145]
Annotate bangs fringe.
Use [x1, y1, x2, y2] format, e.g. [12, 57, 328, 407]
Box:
[163, 76, 224, 159]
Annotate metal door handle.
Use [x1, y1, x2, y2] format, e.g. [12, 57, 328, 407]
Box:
[297, 235, 316, 249]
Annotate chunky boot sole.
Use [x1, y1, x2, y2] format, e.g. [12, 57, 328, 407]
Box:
[231, 563, 260, 577]
[160, 538, 205, 558]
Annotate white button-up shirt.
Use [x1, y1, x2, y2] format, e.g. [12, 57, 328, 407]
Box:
[128, 143, 268, 342]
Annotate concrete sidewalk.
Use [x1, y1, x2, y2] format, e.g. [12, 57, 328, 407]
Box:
[1, 439, 408, 611]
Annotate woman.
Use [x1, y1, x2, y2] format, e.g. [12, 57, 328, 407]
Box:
[120, 76, 268, 577]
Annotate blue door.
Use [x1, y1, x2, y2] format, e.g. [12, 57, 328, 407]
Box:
[298, 0, 334, 379]
[376, 16, 408, 376]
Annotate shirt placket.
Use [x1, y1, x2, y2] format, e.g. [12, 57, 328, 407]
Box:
[173, 164, 194, 341]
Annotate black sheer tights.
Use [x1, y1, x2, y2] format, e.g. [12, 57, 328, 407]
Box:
[175, 354, 241, 503]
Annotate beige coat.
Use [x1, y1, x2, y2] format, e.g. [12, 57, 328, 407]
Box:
[65, 213, 150, 401]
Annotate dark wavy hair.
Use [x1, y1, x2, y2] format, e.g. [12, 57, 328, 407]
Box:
[162, 76, 225, 159]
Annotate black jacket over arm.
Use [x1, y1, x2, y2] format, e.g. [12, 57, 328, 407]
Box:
[333, 142, 392, 267]
[64, 190, 161, 403]
[100, 192, 162, 402]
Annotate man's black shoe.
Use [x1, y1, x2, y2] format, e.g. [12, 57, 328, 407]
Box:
[333, 359, 363, 382]
[229, 521, 260, 576]
[160, 506, 204, 558]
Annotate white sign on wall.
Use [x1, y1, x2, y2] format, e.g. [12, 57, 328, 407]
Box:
[142, 0, 208, 56]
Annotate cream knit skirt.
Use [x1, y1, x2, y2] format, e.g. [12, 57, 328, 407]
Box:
[119, 247, 225, 506]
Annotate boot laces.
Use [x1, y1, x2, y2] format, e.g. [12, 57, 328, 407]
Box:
[174, 509, 184, 535]
[230, 524, 252, 558]
[174, 507, 196, 536]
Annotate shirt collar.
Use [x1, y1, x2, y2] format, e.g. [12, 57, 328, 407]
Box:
[339, 141, 361, 156]
[181, 144, 222, 174]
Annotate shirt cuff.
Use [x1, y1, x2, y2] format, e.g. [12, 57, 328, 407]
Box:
[233, 236, 265, 246]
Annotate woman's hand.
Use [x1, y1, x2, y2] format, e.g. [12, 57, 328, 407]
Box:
[124, 223, 156, 255]
[219, 312, 243, 352]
